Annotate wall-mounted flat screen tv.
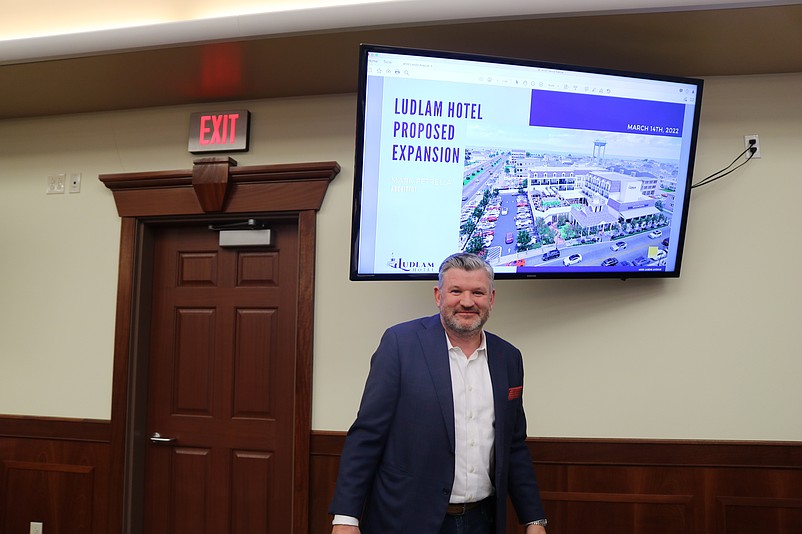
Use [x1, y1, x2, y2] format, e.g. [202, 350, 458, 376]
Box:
[350, 44, 703, 280]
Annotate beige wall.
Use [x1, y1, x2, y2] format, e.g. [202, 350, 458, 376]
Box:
[1, 74, 800, 440]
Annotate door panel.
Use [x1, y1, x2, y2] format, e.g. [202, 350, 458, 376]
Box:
[143, 220, 298, 533]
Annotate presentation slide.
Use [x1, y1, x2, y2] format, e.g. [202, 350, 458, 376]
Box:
[355, 54, 697, 277]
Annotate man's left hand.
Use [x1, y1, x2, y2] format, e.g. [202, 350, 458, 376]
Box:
[525, 525, 546, 534]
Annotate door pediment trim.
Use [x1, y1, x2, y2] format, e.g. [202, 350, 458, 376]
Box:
[100, 159, 340, 216]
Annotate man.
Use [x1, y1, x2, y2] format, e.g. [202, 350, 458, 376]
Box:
[329, 252, 547, 534]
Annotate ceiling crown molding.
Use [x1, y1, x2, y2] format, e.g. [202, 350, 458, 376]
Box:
[1, 0, 794, 65]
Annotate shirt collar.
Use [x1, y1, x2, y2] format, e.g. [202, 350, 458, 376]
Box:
[445, 330, 487, 358]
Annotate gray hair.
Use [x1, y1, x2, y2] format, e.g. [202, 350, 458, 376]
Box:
[438, 252, 494, 290]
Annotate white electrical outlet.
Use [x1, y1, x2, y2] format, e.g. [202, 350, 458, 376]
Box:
[46, 174, 66, 195]
[744, 134, 761, 159]
[30, 521, 43, 534]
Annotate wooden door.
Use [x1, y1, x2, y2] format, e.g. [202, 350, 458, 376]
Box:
[143, 220, 299, 533]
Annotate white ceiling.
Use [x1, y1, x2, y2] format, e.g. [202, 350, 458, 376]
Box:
[1, 0, 800, 119]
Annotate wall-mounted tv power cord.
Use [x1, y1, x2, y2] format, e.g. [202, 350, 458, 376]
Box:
[691, 139, 758, 189]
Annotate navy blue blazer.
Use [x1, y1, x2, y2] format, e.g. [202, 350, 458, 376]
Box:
[329, 314, 545, 533]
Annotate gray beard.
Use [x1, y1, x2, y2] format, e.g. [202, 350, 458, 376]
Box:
[443, 313, 485, 337]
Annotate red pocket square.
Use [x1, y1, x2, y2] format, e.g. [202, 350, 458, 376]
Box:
[508, 386, 523, 400]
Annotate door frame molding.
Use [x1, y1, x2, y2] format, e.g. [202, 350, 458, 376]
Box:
[100, 158, 340, 533]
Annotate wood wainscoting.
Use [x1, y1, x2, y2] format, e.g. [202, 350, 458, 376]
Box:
[0, 416, 115, 534]
[311, 432, 802, 534]
[2, 419, 801, 533]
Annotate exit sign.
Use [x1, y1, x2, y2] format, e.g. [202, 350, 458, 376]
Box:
[189, 110, 250, 153]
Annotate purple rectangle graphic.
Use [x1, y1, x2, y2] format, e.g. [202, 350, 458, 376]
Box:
[529, 90, 685, 137]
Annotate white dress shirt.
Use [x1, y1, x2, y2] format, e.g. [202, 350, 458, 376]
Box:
[446, 332, 495, 504]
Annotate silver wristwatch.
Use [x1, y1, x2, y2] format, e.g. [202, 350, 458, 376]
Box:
[528, 519, 548, 527]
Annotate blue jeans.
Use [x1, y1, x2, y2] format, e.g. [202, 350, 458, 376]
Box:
[438, 500, 494, 534]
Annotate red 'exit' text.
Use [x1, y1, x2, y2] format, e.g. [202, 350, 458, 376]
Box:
[199, 113, 240, 145]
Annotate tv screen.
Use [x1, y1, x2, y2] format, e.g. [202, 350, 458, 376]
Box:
[350, 44, 703, 280]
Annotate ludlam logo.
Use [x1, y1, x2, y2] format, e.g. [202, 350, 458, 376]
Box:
[387, 255, 437, 273]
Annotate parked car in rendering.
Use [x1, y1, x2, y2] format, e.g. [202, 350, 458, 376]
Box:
[563, 253, 582, 266]
[649, 229, 663, 239]
[541, 249, 560, 261]
[610, 241, 627, 251]
[601, 257, 619, 267]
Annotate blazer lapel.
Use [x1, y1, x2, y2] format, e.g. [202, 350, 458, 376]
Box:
[419, 315, 456, 452]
